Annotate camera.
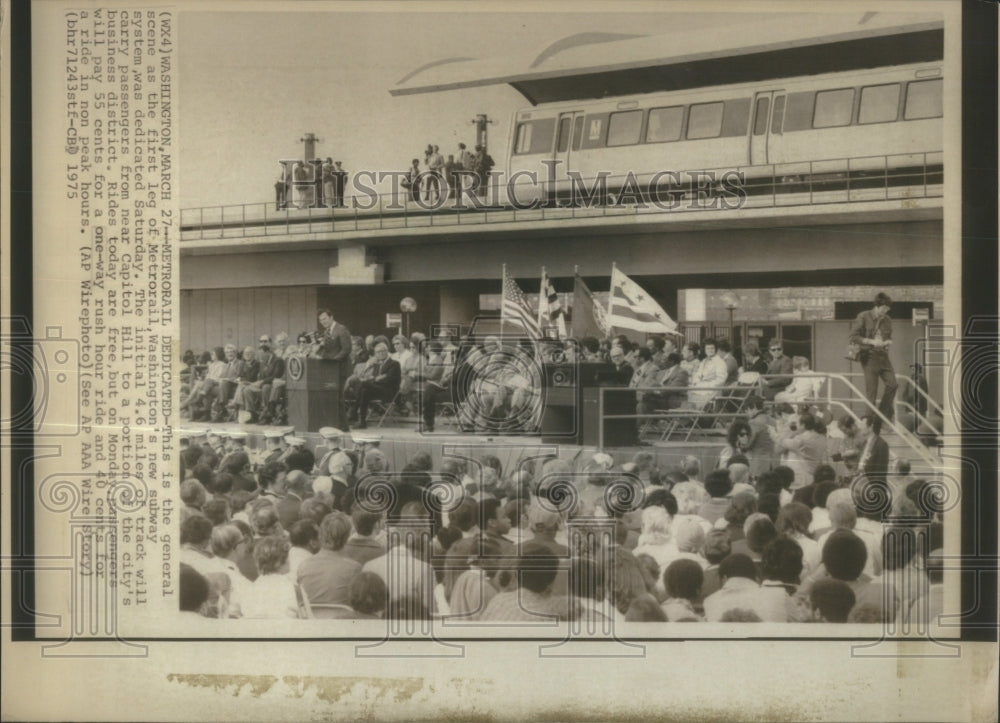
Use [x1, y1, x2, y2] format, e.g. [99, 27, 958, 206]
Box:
[2, 318, 81, 436]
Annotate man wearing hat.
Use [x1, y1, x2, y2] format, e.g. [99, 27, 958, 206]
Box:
[255, 429, 287, 469]
[313, 427, 345, 475]
[280, 434, 308, 465]
[217, 430, 249, 473]
[850, 292, 898, 421]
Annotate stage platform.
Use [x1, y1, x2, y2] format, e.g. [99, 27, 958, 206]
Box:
[186, 416, 726, 477]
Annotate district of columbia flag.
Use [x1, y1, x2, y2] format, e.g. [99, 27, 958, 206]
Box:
[538, 268, 567, 339]
[501, 266, 541, 337]
[608, 265, 678, 334]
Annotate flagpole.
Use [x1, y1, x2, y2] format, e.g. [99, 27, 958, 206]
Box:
[538, 265, 546, 331]
[501, 263, 507, 335]
[607, 262, 617, 339]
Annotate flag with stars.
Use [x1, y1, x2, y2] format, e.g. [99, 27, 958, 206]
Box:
[502, 267, 541, 337]
[608, 266, 677, 334]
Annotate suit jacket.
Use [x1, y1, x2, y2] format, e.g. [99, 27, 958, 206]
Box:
[850, 310, 893, 363]
[318, 322, 352, 362]
[657, 365, 689, 409]
[765, 355, 794, 389]
[861, 434, 890, 484]
[367, 358, 401, 397]
[256, 353, 285, 385]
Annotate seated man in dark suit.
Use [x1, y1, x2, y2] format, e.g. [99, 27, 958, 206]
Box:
[349, 341, 401, 428]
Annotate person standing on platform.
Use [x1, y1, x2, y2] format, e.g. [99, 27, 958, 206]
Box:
[314, 309, 352, 426]
[333, 161, 348, 207]
[850, 292, 898, 422]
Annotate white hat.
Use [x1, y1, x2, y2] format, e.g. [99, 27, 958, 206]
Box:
[285, 436, 307, 447]
[351, 431, 382, 444]
[318, 427, 344, 440]
[263, 429, 284, 440]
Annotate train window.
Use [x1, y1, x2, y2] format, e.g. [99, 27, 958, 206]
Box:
[722, 98, 751, 136]
[646, 106, 684, 143]
[572, 116, 584, 151]
[514, 118, 556, 155]
[515, 123, 532, 154]
[557, 117, 571, 153]
[687, 102, 724, 139]
[782, 92, 813, 132]
[753, 97, 770, 135]
[607, 110, 644, 147]
[904, 78, 943, 120]
[770, 95, 785, 134]
[580, 114, 609, 149]
[859, 83, 901, 124]
[813, 88, 855, 128]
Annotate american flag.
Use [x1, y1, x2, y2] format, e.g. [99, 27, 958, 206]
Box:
[538, 268, 567, 338]
[502, 268, 541, 337]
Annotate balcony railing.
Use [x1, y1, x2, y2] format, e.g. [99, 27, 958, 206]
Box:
[180, 150, 943, 242]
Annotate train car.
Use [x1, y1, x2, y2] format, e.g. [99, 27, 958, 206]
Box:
[505, 62, 943, 205]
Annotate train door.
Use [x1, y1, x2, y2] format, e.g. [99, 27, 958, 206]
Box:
[550, 111, 584, 197]
[749, 91, 780, 165]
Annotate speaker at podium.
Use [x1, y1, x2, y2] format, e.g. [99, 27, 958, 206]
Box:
[285, 356, 346, 432]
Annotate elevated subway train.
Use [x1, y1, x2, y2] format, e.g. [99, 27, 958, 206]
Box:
[505, 62, 943, 205]
[179, 62, 942, 240]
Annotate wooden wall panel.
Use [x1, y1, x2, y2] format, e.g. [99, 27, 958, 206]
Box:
[254, 288, 273, 340]
[237, 289, 256, 349]
[220, 289, 241, 347]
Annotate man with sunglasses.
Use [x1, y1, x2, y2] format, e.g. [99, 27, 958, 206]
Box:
[762, 339, 793, 401]
[850, 292, 898, 422]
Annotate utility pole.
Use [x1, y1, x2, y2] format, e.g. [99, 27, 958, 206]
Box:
[299, 132, 321, 160]
[470, 114, 494, 151]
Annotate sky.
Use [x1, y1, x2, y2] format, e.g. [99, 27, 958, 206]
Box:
[177, 6, 798, 209]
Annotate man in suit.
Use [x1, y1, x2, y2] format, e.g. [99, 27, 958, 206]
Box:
[315, 308, 352, 424]
[350, 341, 401, 429]
[762, 339, 794, 401]
[636, 352, 688, 416]
[607, 345, 634, 386]
[849, 292, 898, 421]
[857, 414, 890, 486]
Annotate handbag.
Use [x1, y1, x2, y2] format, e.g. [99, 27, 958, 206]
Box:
[846, 341, 862, 362]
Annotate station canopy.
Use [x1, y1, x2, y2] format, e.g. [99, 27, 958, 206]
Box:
[389, 12, 943, 104]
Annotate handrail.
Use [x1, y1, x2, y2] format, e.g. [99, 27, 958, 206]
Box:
[179, 149, 943, 241]
[842, 371, 946, 418]
[598, 371, 939, 469]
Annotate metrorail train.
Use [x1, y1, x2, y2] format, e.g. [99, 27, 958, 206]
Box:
[179, 62, 943, 239]
[505, 62, 943, 204]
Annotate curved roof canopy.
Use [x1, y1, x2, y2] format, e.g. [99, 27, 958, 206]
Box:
[389, 12, 943, 104]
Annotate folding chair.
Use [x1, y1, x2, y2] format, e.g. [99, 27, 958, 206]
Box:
[374, 390, 403, 428]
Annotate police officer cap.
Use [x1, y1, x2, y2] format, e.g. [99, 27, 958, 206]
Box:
[319, 427, 344, 440]
[351, 431, 382, 444]
[285, 435, 307, 447]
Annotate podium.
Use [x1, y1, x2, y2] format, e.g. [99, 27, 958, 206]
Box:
[541, 364, 637, 447]
[285, 356, 346, 432]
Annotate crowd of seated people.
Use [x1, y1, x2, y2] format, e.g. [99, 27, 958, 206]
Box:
[179, 424, 945, 625]
[180, 324, 830, 436]
[180, 332, 296, 425]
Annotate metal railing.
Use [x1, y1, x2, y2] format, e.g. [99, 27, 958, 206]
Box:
[180, 150, 943, 242]
[596, 371, 941, 469]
